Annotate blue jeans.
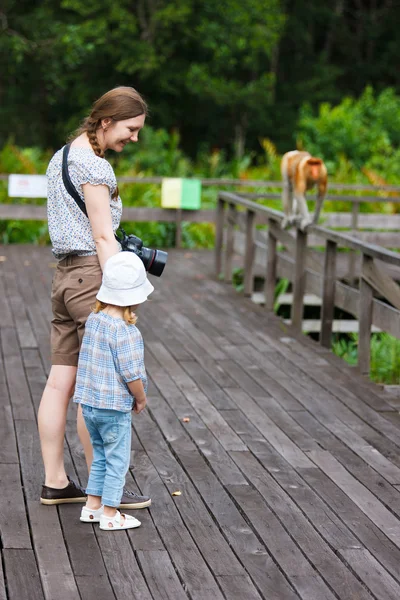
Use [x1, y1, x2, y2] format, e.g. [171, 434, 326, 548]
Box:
[82, 405, 132, 507]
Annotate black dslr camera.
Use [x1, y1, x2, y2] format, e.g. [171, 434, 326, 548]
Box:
[117, 229, 168, 277]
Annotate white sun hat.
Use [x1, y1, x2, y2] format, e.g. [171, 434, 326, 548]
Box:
[97, 252, 154, 306]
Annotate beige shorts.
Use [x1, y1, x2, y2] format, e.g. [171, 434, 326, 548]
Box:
[51, 255, 102, 367]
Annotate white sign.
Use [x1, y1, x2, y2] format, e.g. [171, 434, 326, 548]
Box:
[8, 174, 47, 198]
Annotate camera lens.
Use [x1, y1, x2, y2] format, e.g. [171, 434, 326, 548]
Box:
[140, 247, 168, 277]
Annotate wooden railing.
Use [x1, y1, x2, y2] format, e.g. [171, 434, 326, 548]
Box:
[215, 192, 400, 375]
[2, 177, 400, 250]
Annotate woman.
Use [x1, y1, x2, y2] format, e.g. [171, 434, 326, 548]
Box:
[38, 87, 151, 509]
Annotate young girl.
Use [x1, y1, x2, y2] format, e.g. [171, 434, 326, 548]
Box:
[74, 251, 154, 531]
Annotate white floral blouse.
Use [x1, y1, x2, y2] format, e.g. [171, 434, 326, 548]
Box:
[46, 146, 122, 260]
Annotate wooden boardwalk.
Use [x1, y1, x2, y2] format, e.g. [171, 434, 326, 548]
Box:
[2, 245, 400, 600]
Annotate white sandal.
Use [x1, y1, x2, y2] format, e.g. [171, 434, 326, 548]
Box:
[99, 510, 141, 531]
[80, 505, 104, 523]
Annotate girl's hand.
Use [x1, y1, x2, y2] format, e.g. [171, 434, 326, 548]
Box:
[133, 396, 147, 414]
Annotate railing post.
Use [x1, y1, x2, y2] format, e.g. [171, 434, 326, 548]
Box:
[291, 228, 308, 332]
[175, 208, 182, 248]
[320, 240, 337, 347]
[224, 203, 236, 282]
[215, 196, 225, 277]
[265, 218, 277, 311]
[243, 209, 255, 297]
[348, 201, 359, 284]
[358, 254, 374, 374]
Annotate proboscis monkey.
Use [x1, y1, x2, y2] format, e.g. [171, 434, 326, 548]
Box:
[280, 150, 328, 230]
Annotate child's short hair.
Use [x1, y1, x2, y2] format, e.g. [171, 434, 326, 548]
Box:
[94, 300, 137, 325]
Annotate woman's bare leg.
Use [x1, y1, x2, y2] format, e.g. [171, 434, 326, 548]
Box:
[38, 365, 77, 488]
[77, 403, 93, 470]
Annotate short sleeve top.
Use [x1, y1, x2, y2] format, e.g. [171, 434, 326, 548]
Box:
[46, 146, 122, 260]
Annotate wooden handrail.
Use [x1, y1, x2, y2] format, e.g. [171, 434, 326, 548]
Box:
[219, 191, 400, 266]
[1, 172, 400, 191]
[216, 191, 400, 376]
[239, 192, 400, 204]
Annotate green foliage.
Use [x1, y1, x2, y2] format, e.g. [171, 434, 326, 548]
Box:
[273, 278, 290, 313]
[114, 128, 192, 178]
[297, 87, 400, 182]
[0, 220, 49, 245]
[332, 332, 400, 384]
[232, 267, 244, 293]
[370, 333, 400, 385]
[331, 333, 359, 367]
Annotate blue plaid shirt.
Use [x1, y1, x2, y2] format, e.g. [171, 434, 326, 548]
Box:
[74, 312, 147, 412]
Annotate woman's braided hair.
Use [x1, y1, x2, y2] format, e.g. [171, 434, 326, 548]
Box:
[71, 86, 147, 198]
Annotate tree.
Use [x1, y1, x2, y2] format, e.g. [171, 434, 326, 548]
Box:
[186, 0, 285, 158]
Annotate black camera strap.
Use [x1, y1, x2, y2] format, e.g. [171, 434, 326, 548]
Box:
[62, 143, 120, 243]
[62, 143, 88, 217]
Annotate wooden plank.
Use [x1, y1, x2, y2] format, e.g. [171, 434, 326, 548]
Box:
[1, 328, 36, 420]
[0, 405, 19, 463]
[308, 231, 400, 248]
[241, 439, 362, 551]
[217, 575, 264, 600]
[226, 483, 343, 600]
[3, 173, 400, 190]
[300, 466, 400, 583]
[58, 504, 116, 600]
[320, 240, 337, 347]
[175, 388, 246, 451]
[168, 313, 227, 360]
[291, 229, 307, 332]
[243, 209, 256, 296]
[224, 387, 316, 469]
[3, 271, 37, 348]
[3, 549, 44, 600]
[339, 548, 400, 600]
[0, 463, 31, 549]
[323, 213, 400, 229]
[178, 359, 237, 405]
[331, 447, 400, 519]
[317, 421, 400, 484]
[0, 271, 13, 325]
[0, 561, 6, 600]
[28, 501, 80, 600]
[131, 452, 226, 600]
[359, 255, 375, 374]
[22, 349, 48, 415]
[306, 450, 400, 547]
[215, 196, 225, 276]
[15, 420, 45, 501]
[248, 395, 320, 452]
[136, 551, 188, 600]
[0, 204, 216, 223]
[14, 415, 81, 600]
[0, 205, 47, 220]
[134, 411, 252, 578]
[224, 202, 236, 282]
[363, 258, 400, 310]
[235, 341, 400, 450]
[147, 382, 246, 485]
[95, 537, 154, 600]
[264, 219, 277, 310]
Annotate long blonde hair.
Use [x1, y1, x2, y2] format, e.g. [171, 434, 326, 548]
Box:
[94, 300, 137, 325]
